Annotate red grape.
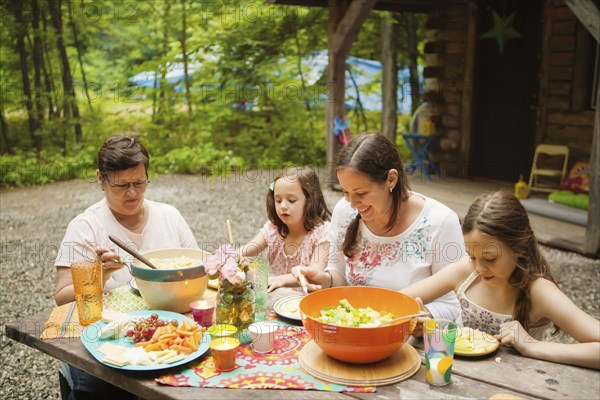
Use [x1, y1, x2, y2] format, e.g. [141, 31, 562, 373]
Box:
[126, 314, 171, 344]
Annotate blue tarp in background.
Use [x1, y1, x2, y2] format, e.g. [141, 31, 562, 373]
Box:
[129, 50, 422, 114]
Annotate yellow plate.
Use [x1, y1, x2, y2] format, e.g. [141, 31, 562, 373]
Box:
[208, 278, 219, 290]
[454, 327, 500, 357]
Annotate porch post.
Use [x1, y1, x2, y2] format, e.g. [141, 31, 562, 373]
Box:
[584, 85, 600, 255]
[381, 13, 399, 142]
[326, 0, 376, 188]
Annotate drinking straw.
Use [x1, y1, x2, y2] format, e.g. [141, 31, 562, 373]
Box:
[226, 219, 234, 245]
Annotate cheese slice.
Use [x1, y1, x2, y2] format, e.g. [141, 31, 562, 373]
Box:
[97, 338, 191, 367]
[128, 348, 154, 366]
[102, 356, 129, 367]
[101, 309, 128, 324]
[98, 318, 130, 340]
[97, 342, 128, 356]
[164, 353, 187, 364]
[103, 352, 132, 367]
[155, 350, 179, 364]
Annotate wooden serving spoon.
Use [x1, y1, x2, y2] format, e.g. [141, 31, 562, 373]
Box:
[379, 312, 431, 326]
[108, 234, 158, 270]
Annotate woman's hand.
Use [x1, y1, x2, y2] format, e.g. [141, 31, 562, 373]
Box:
[496, 320, 538, 356]
[291, 266, 328, 292]
[411, 297, 432, 337]
[55, 247, 125, 305]
[267, 275, 288, 292]
[96, 248, 125, 285]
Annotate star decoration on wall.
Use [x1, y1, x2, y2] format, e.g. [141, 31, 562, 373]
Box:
[480, 10, 523, 54]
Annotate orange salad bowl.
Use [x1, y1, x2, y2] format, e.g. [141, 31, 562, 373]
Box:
[299, 286, 419, 364]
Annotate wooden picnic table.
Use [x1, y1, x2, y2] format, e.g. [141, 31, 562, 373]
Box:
[5, 288, 599, 400]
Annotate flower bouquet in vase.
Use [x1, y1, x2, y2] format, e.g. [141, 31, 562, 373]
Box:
[205, 245, 256, 332]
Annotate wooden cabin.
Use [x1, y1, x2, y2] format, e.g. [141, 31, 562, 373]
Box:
[268, 0, 599, 255]
[422, 0, 598, 182]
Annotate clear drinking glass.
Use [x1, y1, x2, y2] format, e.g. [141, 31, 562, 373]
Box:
[424, 319, 457, 386]
[249, 258, 269, 322]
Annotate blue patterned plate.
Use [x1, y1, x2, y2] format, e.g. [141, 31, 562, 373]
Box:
[81, 310, 209, 370]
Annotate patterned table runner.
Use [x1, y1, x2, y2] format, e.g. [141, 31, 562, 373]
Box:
[41, 285, 217, 339]
[40, 288, 374, 393]
[156, 312, 376, 393]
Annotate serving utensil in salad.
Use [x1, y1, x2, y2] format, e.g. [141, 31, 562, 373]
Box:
[297, 269, 309, 295]
[108, 234, 158, 270]
[379, 311, 431, 326]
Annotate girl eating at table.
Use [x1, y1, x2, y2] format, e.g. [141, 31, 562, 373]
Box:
[239, 167, 331, 292]
[402, 190, 600, 369]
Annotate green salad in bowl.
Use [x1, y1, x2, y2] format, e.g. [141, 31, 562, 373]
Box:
[317, 299, 393, 327]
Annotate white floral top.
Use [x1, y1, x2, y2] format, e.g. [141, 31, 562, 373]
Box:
[458, 271, 551, 338]
[326, 193, 465, 322]
[260, 221, 329, 276]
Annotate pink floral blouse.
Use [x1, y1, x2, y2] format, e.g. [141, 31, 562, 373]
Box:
[260, 221, 329, 276]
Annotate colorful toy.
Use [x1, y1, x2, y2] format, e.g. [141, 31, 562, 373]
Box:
[333, 115, 351, 145]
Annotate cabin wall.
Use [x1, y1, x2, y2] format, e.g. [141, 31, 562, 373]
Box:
[422, 4, 471, 172]
[536, 0, 596, 166]
[424, 0, 596, 177]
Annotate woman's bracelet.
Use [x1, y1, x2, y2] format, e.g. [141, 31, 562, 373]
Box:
[325, 270, 333, 288]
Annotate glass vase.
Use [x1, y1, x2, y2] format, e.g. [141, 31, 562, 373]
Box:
[216, 278, 256, 332]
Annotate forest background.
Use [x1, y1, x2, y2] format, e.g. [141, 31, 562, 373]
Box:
[0, 0, 426, 187]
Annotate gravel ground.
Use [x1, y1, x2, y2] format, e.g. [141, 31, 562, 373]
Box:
[1, 173, 598, 399]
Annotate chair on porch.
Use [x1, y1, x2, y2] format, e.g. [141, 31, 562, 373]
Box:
[402, 102, 440, 181]
[402, 133, 440, 181]
[528, 144, 569, 194]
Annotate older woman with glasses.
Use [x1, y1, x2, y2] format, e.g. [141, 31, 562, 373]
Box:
[54, 135, 198, 399]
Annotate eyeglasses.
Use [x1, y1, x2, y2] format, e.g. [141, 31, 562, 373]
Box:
[104, 176, 150, 191]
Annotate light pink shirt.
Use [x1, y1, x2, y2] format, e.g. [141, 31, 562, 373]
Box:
[260, 221, 329, 276]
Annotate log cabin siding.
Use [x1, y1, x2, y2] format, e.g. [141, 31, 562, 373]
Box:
[537, 0, 595, 165]
[425, 0, 595, 176]
[422, 7, 470, 163]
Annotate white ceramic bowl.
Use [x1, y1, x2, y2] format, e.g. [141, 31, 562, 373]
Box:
[130, 248, 210, 313]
